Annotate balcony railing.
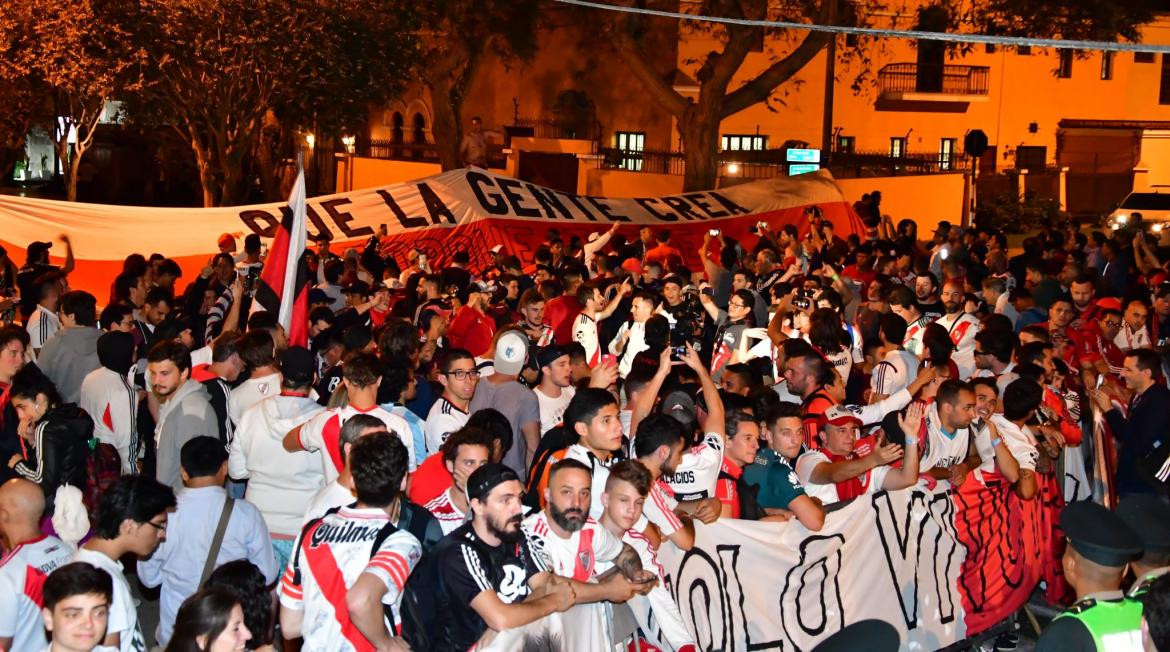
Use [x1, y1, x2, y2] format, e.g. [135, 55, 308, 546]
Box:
[829, 148, 971, 177]
[507, 117, 602, 145]
[878, 63, 991, 96]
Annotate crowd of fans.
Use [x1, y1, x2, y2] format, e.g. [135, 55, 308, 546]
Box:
[0, 211, 1169, 652]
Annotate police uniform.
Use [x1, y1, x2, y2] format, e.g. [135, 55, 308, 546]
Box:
[1035, 501, 1144, 652]
[1117, 494, 1170, 598]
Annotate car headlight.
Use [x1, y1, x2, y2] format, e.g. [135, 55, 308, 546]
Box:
[1117, 214, 1129, 224]
[1154, 223, 1164, 233]
[1111, 223, 1120, 230]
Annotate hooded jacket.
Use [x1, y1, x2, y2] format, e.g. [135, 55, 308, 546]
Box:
[228, 393, 324, 536]
[37, 326, 103, 404]
[12, 403, 92, 514]
[79, 332, 139, 474]
[155, 379, 217, 492]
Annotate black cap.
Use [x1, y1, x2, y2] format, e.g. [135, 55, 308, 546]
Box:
[307, 288, 329, 305]
[344, 280, 371, 297]
[1061, 500, 1143, 567]
[811, 619, 899, 652]
[281, 346, 316, 386]
[26, 241, 52, 262]
[1118, 495, 1170, 554]
[467, 463, 521, 502]
[934, 220, 952, 233]
[535, 344, 569, 370]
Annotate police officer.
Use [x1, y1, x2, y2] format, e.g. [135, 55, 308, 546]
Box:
[1036, 501, 1144, 651]
[1117, 494, 1170, 598]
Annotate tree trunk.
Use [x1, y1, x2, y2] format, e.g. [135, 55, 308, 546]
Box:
[680, 104, 722, 192]
[430, 75, 463, 171]
[66, 146, 82, 202]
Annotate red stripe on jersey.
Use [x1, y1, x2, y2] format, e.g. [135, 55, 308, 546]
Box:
[102, 404, 113, 431]
[650, 487, 682, 530]
[322, 414, 344, 475]
[302, 523, 375, 651]
[23, 565, 48, 607]
[572, 528, 596, 582]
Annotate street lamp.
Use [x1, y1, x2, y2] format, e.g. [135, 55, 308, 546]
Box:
[305, 133, 315, 150]
[341, 135, 355, 154]
[726, 162, 739, 175]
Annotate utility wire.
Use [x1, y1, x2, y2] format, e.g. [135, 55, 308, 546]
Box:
[555, 0, 1170, 53]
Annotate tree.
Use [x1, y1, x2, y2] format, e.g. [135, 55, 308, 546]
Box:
[602, 0, 1161, 191]
[416, 0, 540, 171]
[0, 0, 137, 201]
[128, 0, 418, 207]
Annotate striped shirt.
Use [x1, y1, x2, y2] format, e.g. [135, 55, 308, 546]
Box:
[424, 488, 466, 535]
[26, 304, 59, 352]
[423, 397, 469, 456]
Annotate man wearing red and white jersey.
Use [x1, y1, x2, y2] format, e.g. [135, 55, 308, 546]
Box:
[523, 459, 656, 649]
[536, 388, 627, 521]
[933, 280, 980, 380]
[425, 427, 491, 535]
[424, 349, 477, 455]
[280, 432, 422, 652]
[572, 281, 628, 367]
[284, 353, 414, 480]
[658, 347, 730, 506]
[889, 286, 930, 357]
[919, 380, 979, 484]
[781, 353, 837, 451]
[0, 479, 73, 652]
[600, 461, 697, 652]
[79, 331, 140, 474]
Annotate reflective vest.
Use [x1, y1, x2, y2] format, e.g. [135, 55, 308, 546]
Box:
[1054, 595, 1143, 651]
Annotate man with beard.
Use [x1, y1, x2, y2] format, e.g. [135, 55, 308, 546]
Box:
[536, 388, 625, 519]
[1069, 272, 1099, 327]
[148, 341, 218, 492]
[436, 464, 575, 651]
[783, 353, 838, 449]
[1041, 296, 1078, 363]
[523, 459, 656, 648]
[919, 380, 979, 485]
[914, 271, 944, 322]
[425, 427, 492, 535]
[934, 279, 981, 380]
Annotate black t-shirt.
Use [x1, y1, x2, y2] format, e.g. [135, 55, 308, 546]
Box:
[315, 364, 344, 406]
[917, 300, 944, 323]
[438, 522, 546, 651]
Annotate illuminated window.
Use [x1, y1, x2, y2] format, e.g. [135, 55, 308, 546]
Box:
[889, 137, 907, 158]
[939, 138, 956, 171]
[1101, 52, 1114, 80]
[837, 136, 855, 154]
[721, 134, 768, 151]
[615, 131, 645, 171]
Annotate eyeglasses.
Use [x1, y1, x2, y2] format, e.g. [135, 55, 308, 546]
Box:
[1103, 320, 1122, 330]
[144, 520, 166, 532]
[443, 369, 481, 381]
[729, 302, 748, 309]
[974, 350, 989, 356]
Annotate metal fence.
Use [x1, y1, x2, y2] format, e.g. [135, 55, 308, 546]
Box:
[827, 148, 971, 177]
[877, 63, 991, 96]
[360, 140, 438, 161]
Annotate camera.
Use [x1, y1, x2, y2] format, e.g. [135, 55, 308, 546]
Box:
[671, 345, 688, 357]
[709, 228, 720, 237]
[793, 297, 811, 310]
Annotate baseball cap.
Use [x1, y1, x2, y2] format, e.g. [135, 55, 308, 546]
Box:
[587, 232, 601, 243]
[489, 244, 504, 254]
[217, 233, 236, 249]
[26, 241, 52, 261]
[494, 331, 529, 376]
[535, 344, 569, 370]
[824, 404, 863, 427]
[467, 463, 522, 502]
[621, 258, 644, 275]
[344, 280, 371, 297]
[281, 346, 316, 386]
[1095, 297, 1122, 312]
[660, 389, 696, 428]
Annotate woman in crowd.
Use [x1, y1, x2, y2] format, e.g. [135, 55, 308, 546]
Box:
[204, 561, 276, 652]
[6, 364, 90, 517]
[167, 587, 253, 652]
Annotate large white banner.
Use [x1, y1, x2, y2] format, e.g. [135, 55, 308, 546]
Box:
[658, 486, 967, 650]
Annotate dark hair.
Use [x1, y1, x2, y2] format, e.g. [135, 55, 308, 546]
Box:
[936, 379, 973, 408]
[441, 426, 495, 464]
[94, 475, 177, 540]
[180, 436, 228, 478]
[467, 408, 513, 458]
[167, 587, 240, 652]
[547, 458, 591, 486]
[144, 286, 172, 309]
[309, 305, 336, 327]
[1128, 348, 1163, 380]
[60, 290, 97, 326]
[148, 340, 192, 373]
[575, 282, 600, 307]
[633, 414, 687, 459]
[796, 353, 836, 388]
[723, 363, 761, 388]
[157, 258, 182, 279]
[210, 331, 241, 364]
[724, 409, 757, 439]
[975, 329, 1016, 364]
[605, 459, 651, 495]
[350, 431, 409, 507]
[338, 414, 387, 462]
[377, 320, 420, 364]
[878, 312, 908, 345]
[809, 308, 848, 353]
[43, 562, 113, 610]
[378, 365, 412, 404]
[342, 352, 383, 388]
[204, 561, 272, 648]
[100, 304, 133, 331]
[10, 365, 61, 407]
[762, 401, 803, 429]
[1018, 341, 1053, 368]
[246, 310, 279, 334]
[112, 272, 143, 305]
[969, 376, 998, 396]
[1144, 574, 1170, 651]
[1019, 324, 1051, 344]
[440, 348, 475, 374]
[1001, 378, 1042, 421]
[887, 285, 917, 311]
[236, 330, 276, 369]
[563, 388, 618, 433]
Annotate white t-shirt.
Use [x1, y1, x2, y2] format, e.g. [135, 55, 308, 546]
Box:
[73, 548, 145, 652]
[228, 372, 282, 425]
[0, 535, 72, 650]
[640, 483, 682, 537]
[298, 404, 415, 481]
[535, 385, 576, 435]
[870, 349, 918, 397]
[920, 401, 973, 473]
[522, 511, 623, 581]
[27, 305, 60, 352]
[989, 415, 1040, 472]
[933, 312, 980, 380]
[795, 449, 891, 505]
[424, 488, 467, 535]
[659, 432, 723, 501]
[424, 397, 469, 455]
[572, 313, 601, 367]
[302, 480, 356, 527]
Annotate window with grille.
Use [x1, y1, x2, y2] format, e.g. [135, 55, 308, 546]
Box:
[721, 134, 768, 151]
[939, 138, 956, 171]
[615, 131, 645, 171]
[889, 137, 907, 158]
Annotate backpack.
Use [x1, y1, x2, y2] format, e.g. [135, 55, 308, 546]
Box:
[84, 438, 120, 520]
[289, 504, 403, 632]
[400, 530, 500, 652]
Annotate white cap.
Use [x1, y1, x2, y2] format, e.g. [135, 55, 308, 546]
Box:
[490, 244, 504, 254]
[587, 232, 600, 243]
[494, 331, 529, 376]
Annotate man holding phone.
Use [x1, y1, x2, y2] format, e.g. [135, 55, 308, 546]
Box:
[699, 287, 754, 380]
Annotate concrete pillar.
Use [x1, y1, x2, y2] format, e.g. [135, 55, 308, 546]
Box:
[1018, 169, 1028, 202]
[1059, 166, 1069, 212]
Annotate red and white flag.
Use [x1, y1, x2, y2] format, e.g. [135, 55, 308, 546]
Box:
[253, 159, 311, 347]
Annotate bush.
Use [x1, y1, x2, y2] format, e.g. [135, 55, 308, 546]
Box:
[975, 190, 1066, 234]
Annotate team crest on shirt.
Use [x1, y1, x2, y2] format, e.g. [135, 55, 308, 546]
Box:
[578, 550, 593, 571]
[258, 382, 270, 394]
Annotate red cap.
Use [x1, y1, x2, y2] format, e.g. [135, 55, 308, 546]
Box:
[1095, 297, 1122, 312]
[217, 233, 236, 249]
[621, 258, 644, 274]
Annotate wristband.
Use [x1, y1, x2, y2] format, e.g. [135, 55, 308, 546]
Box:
[905, 437, 918, 446]
[991, 437, 1002, 447]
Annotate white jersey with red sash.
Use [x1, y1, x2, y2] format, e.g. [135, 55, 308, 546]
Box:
[934, 312, 980, 379]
